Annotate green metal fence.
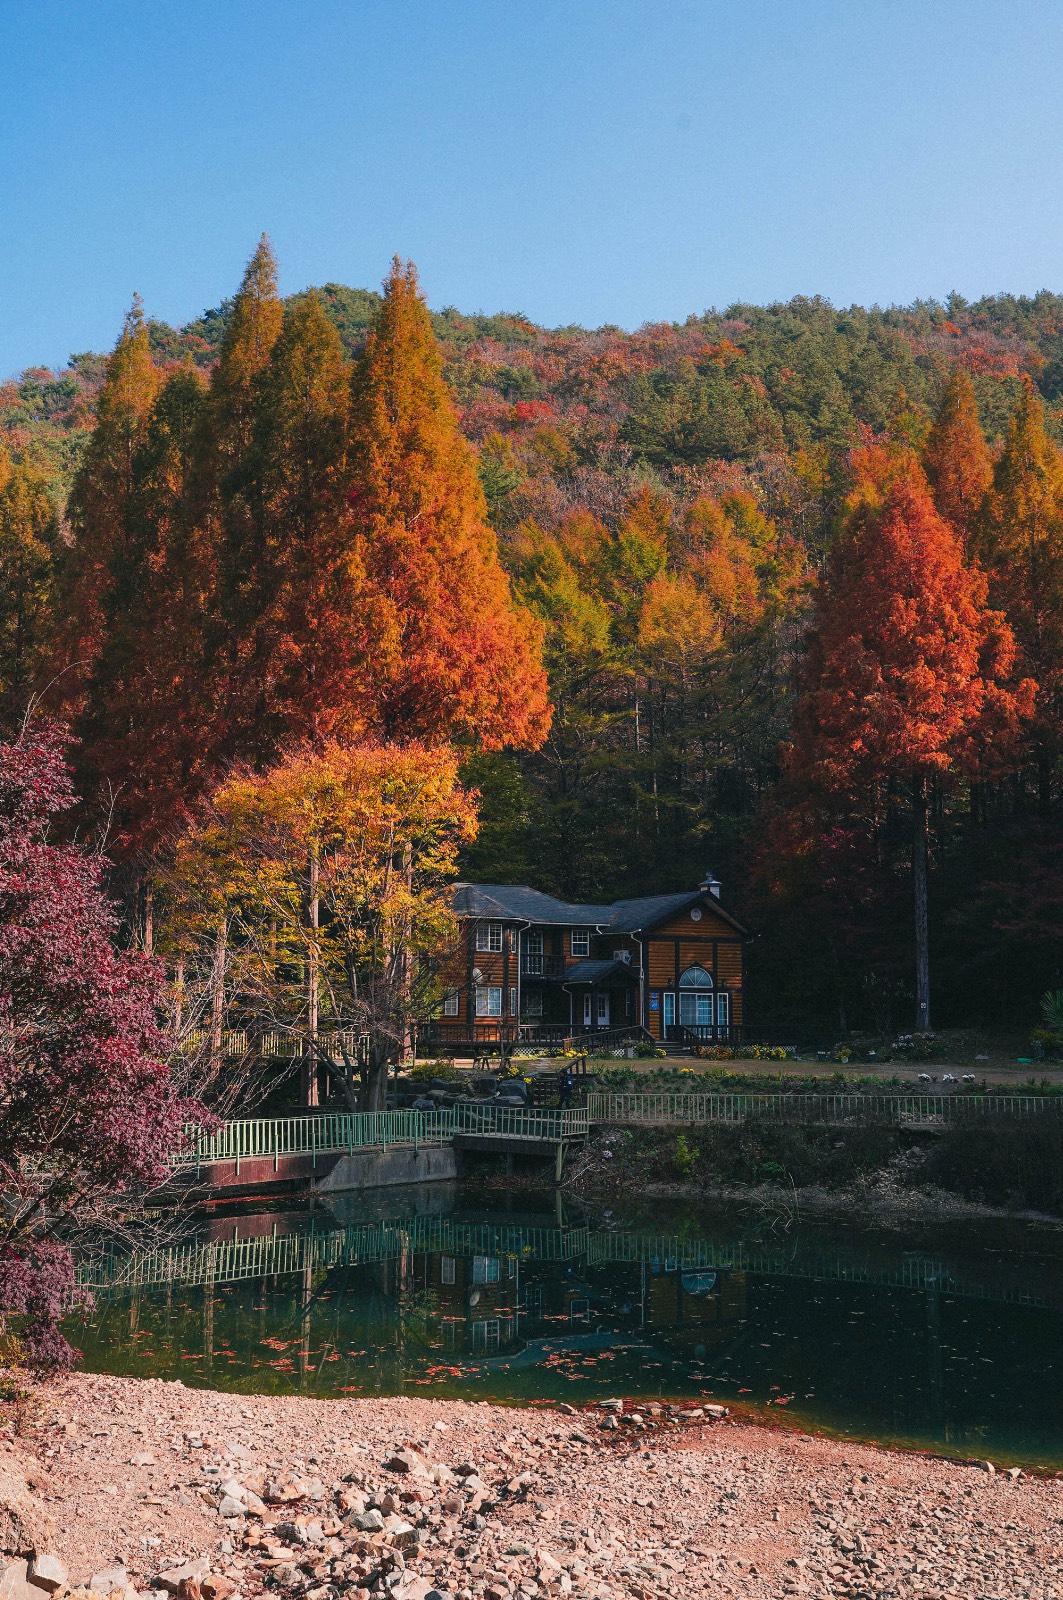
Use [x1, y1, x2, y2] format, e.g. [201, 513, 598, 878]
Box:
[171, 1091, 1057, 1173]
[585, 1091, 1061, 1127]
[174, 1104, 590, 1170]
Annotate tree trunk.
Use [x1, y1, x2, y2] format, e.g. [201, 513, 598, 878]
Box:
[142, 879, 154, 956]
[303, 847, 320, 1108]
[912, 772, 931, 1032]
[210, 920, 226, 1068]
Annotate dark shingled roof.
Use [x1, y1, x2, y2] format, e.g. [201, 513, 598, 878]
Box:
[563, 958, 641, 985]
[451, 882, 745, 935]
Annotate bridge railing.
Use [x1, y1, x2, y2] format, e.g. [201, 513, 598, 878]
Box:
[449, 1104, 589, 1141]
[175, 1108, 454, 1170]
[173, 1103, 589, 1170]
[585, 1090, 1061, 1126]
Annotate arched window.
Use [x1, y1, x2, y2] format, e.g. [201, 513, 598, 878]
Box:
[678, 964, 714, 1027]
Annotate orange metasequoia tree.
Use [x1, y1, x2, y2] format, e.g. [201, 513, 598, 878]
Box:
[923, 368, 993, 546]
[346, 259, 551, 750]
[785, 453, 1034, 1030]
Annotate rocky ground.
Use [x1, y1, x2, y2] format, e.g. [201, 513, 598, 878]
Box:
[0, 1375, 1059, 1600]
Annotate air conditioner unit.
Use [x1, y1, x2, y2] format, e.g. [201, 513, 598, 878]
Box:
[613, 949, 631, 963]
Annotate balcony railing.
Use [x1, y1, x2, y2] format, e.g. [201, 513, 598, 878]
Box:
[519, 953, 567, 978]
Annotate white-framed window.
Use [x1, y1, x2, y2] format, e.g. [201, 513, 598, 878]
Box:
[525, 929, 544, 956]
[569, 1297, 591, 1324]
[524, 990, 543, 1018]
[717, 990, 730, 1028]
[443, 990, 459, 1016]
[473, 1256, 500, 1285]
[475, 986, 503, 1017]
[663, 992, 675, 1029]
[583, 993, 592, 1026]
[571, 929, 590, 956]
[596, 993, 610, 1025]
[441, 1255, 456, 1285]
[510, 986, 518, 1016]
[476, 922, 503, 952]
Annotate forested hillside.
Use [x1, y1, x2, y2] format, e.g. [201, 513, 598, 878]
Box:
[5, 256, 1063, 1038]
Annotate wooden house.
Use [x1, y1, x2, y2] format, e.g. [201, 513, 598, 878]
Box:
[433, 874, 746, 1047]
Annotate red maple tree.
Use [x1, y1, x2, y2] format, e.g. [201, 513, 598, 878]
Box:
[0, 722, 205, 1367]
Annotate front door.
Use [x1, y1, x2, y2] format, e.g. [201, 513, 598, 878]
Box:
[582, 993, 592, 1027]
[596, 992, 610, 1027]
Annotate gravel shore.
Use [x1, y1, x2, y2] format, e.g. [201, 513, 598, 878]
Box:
[1, 1373, 1060, 1600]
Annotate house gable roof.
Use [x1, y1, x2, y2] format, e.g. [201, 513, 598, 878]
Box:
[451, 882, 746, 936]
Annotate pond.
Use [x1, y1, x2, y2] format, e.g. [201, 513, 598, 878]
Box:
[71, 1184, 1063, 1469]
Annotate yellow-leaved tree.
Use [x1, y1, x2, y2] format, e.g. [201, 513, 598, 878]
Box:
[170, 741, 477, 1111]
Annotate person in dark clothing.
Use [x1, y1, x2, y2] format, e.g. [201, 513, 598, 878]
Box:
[558, 1068, 574, 1108]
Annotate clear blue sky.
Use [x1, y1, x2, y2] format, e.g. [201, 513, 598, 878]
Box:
[4, 0, 1063, 376]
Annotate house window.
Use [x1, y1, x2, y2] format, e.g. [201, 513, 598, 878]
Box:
[582, 993, 592, 1026]
[717, 990, 731, 1029]
[510, 986, 518, 1016]
[475, 986, 503, 1017]
[443, 990, 459, 1017]
[663, 992, 675, 1030]
[473, 1256, 500, 1285]
[476, 922, 503, 953]
[569, 1297, 591, 1324]
[596, 993, 610, 1025]
[441, 1255, 456, 1286]
[571, 929, 590, 956]
[524, 990, 543, 1018]
[678, 965, 715, 1028]
[525, 929, 544, 956]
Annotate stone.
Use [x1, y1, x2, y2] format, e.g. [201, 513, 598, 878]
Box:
[558, 1405, 576, 1416]
[201, 1580, 234, 1600]
[157, 1561, 210, 1595]
[599, 1417, 619, 1432]
[0, 1466, 55, 1557]
[0, 1561, 39, 1600]
[216, 1497, 245, 1519]
[597, 1400, 623, 1413]
[175, 1580, 200, 1600]
[350, 1510, 386, 1533]
[27, 1557, 67, 1595]
[385, 1450, 429, 1477]
[90, 1569, 128, 1597]
[704, 1405, 729, 1419]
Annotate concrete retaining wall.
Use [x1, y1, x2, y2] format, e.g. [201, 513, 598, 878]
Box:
[315, 1145, 459, 1193]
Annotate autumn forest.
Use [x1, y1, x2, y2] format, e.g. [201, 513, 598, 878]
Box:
[4, 239, 1063, 1042]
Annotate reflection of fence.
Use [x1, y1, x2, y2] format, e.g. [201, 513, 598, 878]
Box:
[174, 1105, 590, 1170]
[80, 1215, 1048, 1307]
[586, 1091, 1061, 1129]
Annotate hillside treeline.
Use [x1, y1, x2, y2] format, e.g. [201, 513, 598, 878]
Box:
[4, 246, 1063, 1037]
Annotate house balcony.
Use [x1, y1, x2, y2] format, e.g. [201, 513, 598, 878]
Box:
[519, 953, 567, 979]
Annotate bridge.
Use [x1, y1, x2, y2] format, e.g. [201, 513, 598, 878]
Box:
[170, 1091, 1058, 1194]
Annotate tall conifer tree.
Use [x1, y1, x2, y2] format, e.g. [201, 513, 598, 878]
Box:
[786, 455, 1032, 1029]
[976, 380, 1063, 810]
[0, 450, 58, 732]
[346, 259, 550, 749]
[56, 298, 160, 702]
[923, 369, 993, 544]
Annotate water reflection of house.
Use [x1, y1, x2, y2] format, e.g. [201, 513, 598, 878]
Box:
[645, 1266, 748, 1356]
[409, 1241, 747, 1363]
